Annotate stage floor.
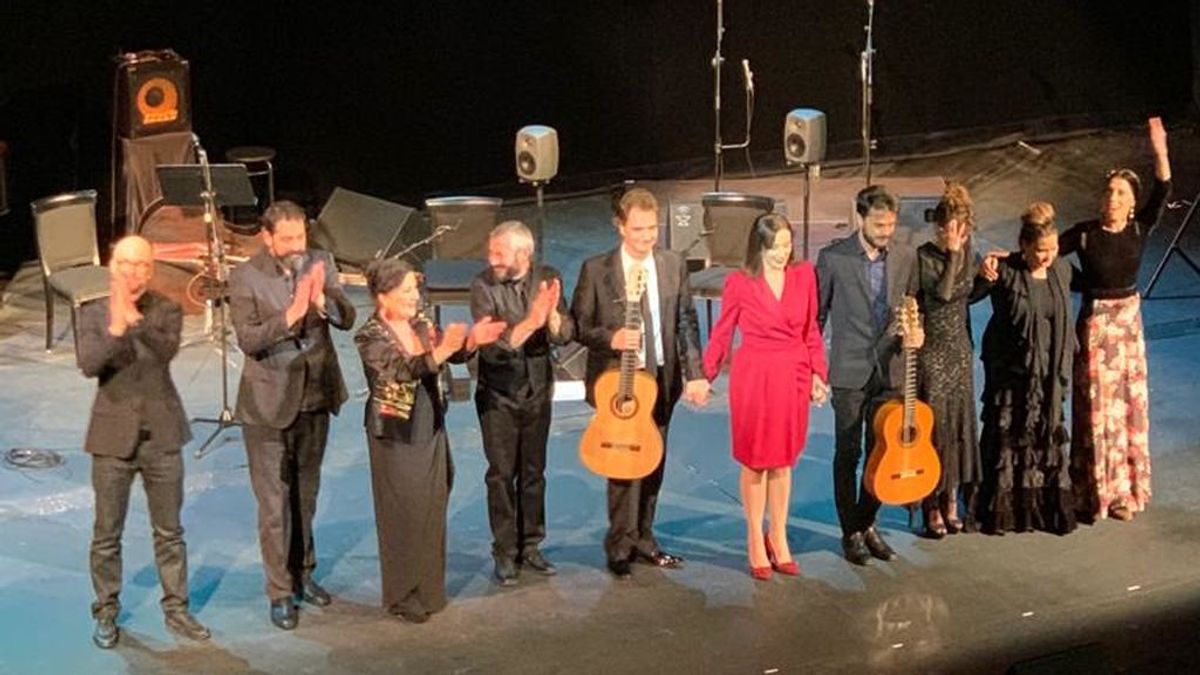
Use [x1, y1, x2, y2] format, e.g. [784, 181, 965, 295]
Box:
[2, 126, 1200, 674]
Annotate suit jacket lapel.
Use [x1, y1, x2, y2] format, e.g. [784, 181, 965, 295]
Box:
[848, 236, 873, 306]
[604, 248, 625, 305]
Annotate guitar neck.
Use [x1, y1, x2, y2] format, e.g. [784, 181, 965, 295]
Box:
[618, 298, 644, 397]
[903, 346, 917, 436]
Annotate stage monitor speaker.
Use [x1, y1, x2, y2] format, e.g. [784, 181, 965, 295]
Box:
[667, 199, 707, 262]
[516, 125, 559, 183]
[702, 192, 774, 267]
[115, 50, 192, 139]
[313, 187, 419, 270]
[784, 108, 826, 165]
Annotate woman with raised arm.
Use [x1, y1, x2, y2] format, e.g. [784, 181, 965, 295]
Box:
[703, 213, 827, 580]
[355, 259, 504, 623]
[1062, 118, 1172, 523]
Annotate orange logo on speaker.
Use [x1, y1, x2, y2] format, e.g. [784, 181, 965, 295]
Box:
[136, 77, 180, 125]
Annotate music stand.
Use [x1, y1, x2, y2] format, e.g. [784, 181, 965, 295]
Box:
[1144, 191, 1200, 299]
[157, 160, 255, 458]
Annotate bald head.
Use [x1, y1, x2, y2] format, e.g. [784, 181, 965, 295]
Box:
[111, 235, 155, 297]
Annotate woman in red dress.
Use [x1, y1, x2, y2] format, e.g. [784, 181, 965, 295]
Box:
[704, 213, 828, 580]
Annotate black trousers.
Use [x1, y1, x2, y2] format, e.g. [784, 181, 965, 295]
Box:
[831, 375, 895, 537]
[476, 388, 552, 559]
[604, 372, 676, 563]
[90, 440, 188, 620]
[244, 411, 329, 602]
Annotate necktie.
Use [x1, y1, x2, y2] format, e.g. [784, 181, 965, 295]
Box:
[638, 263, 658, 375]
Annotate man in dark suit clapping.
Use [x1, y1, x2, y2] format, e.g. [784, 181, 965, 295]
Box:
[816, 185, 923, 566]
[228, 201, 356, 630]
[571, 187, 710, 580]
[78, 236, 210, 648]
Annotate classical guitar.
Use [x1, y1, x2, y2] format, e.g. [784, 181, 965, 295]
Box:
[865, 296, 941, 505]
[579, 266, 664, 480]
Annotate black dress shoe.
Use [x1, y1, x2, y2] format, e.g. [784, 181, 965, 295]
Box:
[393, 608, 430, 624]
[270, 599, 298, 630]
[634, 550, 685, 569]
[297, 577, 332, 607]
[863, 526, 897, 561]
[165, 611, 211, 641]
[493, 556, 519, 586]
[841, 532, 871, 566]
[519, 548, 558, 576]
[92, 616, 119, 649]
[606, 558, 632, 580]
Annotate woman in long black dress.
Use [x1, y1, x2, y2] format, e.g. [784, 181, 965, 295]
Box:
[915, 183, 992, 537]
[975, 203, 1076, 536]
[1062, 117, 1171, 523]
[355, 259, 504, 622]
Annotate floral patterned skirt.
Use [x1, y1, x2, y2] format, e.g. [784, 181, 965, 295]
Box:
[1070, 294, 1152, 520]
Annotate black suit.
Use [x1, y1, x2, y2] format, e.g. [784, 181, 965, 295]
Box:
[77, 290, 193, 621]
[816, 234, 919, 536]
[229, 248, 356, 602]
[571, 247, 704, 562]
[471, 265, 575, 560]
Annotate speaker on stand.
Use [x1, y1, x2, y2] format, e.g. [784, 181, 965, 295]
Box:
[784, 108, 827, 261]
[516, 124, 559, 258]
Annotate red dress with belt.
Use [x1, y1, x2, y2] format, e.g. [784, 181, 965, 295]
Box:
[703, 263, 828, 470]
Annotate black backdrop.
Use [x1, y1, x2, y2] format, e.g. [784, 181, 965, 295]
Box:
[0, 1, 1193, 269]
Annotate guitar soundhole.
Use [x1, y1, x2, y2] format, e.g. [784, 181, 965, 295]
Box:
[609, 395, 639, 419]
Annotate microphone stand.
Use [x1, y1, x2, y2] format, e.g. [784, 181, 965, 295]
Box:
[712, 0, 754, 191]
[860, 0, 877, 186]
[190, 136, 241, 459]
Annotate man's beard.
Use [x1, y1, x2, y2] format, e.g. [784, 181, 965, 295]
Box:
[864, 231, 889, 251]
[493, 264, 521, 281]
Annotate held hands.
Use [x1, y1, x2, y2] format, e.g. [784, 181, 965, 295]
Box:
[683, 378, 711, 407]
[978, 249, 1009, 282]
[527, 279, 561, 328]
[467, 316, 507, 351]
[436, 322, 469, 358]
[811, 375, 830, 406]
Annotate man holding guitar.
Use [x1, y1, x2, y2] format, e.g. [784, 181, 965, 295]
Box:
[816, 185, 923, 566]
[571, 187, 709, 580]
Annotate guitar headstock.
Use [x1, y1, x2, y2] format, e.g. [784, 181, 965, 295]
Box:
[897, 295, 921, 339]
[626, 265, 648, 304]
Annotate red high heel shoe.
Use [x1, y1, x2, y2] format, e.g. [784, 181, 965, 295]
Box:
[765, 534, 800, 576]
[750, 565, 773, 581]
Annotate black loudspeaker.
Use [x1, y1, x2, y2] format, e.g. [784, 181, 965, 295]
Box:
[115, 51, 192, 139]
[702, 192, 774, 267]
[313, 187, 420, 270]
[668, 199, 707, 262]
[784, 108, 826, 165]
[515, 125, 559, 183]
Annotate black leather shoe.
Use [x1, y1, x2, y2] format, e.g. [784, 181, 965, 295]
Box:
[606, 558, 632, 580]
[842, 532, 871, 566]
[92, 616, 119, 649]
[270, 599, 298, 630]
[519, 548, 558, 576]
[634, 550, 685, 569]
[863, 526, 897, 561]
[165, 611, 211, 641]
[297, 577, 332, 607]
[493, 556, 519, 586]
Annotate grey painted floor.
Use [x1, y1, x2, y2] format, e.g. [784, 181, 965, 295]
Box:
[1, 126, 1199, 674]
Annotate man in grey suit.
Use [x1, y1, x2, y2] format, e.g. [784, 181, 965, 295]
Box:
[78, 235, 210, 648]
[571, 187, 710, 580]
[229, 201, 356, 630]
[816, 185, 923, 566]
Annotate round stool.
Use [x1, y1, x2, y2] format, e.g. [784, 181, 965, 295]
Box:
[226, 145, 276, 206]
[225, 146, 276, 231]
